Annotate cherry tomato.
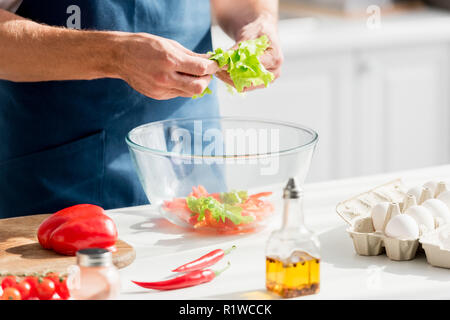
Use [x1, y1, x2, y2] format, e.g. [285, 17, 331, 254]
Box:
[1, 275, 17, 290]
[44, 272, 60, 288]
[24, 276, 39, 299]
[45, 272, 59, 279]
[56, 278, 70, 300]
[13, 280, 31, 300]
[45, 273, 70, 300]
[36, 278, 55, 300]
[1, 287, 21, 300]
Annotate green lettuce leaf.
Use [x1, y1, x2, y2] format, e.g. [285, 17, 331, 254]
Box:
[192, 86, 212, 99]
[192, 35, 274, 98]
[186, 196, 253, 225]
[220, 190, 248, 205]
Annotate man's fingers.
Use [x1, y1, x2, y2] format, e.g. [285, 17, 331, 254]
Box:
[151, 86, 192, 100]
[259, 52, 278, 70]
[215, 70, 235, 87]
[242, 84, 266, 92]
[230, 43, 239, 50]
[269, 67, 281, 80]
[169, 88, 193, 98]
[260, 47, 284, 70]
[175, 54, 220, 76]
[172, 72, 212, 96]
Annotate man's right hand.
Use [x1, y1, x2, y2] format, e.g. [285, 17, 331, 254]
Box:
[0, 8, 218, 100]
[116, 33, 219, 100]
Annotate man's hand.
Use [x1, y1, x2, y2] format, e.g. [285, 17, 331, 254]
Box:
[118, 33, 219, 100]
[212, 1, 283, 92]
[0, 9, 218, 100]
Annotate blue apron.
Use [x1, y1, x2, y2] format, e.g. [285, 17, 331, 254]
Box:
[0, 0, 221, 218]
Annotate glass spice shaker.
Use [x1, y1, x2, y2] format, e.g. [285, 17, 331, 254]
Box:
[68, 248, 121, 300]
[265, 178, 320, 298]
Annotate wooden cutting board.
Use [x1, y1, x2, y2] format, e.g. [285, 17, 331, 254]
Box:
[0, 214, 135, 276]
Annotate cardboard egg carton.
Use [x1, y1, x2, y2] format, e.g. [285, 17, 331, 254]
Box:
[336, 179, 450, 267]
[420, 225, 450, 269]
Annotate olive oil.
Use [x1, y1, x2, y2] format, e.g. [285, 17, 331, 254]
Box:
[265, 178, 320, 298]
[266, 251, 320, 298]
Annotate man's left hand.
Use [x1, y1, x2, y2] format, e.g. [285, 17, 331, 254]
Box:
[215, 14, 284, 92]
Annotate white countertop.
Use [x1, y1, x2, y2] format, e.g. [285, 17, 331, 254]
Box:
[110, 165, 450, 300]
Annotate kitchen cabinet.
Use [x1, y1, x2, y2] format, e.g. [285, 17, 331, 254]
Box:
[355, 45, 450, 175]
[214, 9, 450, 182]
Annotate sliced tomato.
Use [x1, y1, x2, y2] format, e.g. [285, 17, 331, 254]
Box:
[164, 198, 188, 211]
[240, 197, 274, 221]
[190, 185, 210, 198]
[166, 186, 274, 231]
[197, 185, 209, 196]
[205, 210, 226, 228]
[193, 219, 209, 229]
[209, 193, 221, 201]
[249, 191, 273, 199]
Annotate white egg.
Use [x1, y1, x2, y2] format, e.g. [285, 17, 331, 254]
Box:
[404, 205, 435, 233]
[385, 214, 419, 239]
[407, 186, 423, 201]
[437, 190, 450, 209]
[422, 199, 450, 225]
[423, 180, 438, 196]
[370, 202, 390, 232]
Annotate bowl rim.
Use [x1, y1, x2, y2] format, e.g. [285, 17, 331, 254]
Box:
[125, 116, 318, 159]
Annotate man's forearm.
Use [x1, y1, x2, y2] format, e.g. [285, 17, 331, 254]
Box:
[0, 9, 123, 82]
[211, 0, 278, 40]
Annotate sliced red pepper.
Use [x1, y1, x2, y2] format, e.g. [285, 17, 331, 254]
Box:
[172, 245, 236, 273]
[132, 262, 230, 291]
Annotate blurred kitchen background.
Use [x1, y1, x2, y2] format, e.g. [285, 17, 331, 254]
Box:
[212, 0, 450, 183]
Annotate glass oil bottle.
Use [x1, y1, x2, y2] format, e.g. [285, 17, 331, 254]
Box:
[265, 178, 320, 298]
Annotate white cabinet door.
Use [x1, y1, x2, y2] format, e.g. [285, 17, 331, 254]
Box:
[218, 52, 354, 182]
[218, 42, 450, 182]
[355, 45, 450, 175]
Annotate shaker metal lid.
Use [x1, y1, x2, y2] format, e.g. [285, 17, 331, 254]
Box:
[76, 248, 113, 267]
[283, 178, 301, 199]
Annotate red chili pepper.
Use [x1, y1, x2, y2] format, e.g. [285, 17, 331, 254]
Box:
[132, 262, 230, 291]
[37, 204, 118, 256]
[171, 245, 236, 273]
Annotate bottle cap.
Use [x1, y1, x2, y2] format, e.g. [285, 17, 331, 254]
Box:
[283, 178, 301, 199]
[76, 248, 113, 267]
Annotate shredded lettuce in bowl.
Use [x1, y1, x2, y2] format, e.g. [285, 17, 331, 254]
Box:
[186, 195, 254, 225]
[193, 35, 275, 98]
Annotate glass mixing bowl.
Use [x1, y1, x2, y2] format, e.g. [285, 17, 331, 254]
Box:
[126, 117, 318, 234]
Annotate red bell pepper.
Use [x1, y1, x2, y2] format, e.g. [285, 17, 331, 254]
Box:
[37, 204, 118, 256]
